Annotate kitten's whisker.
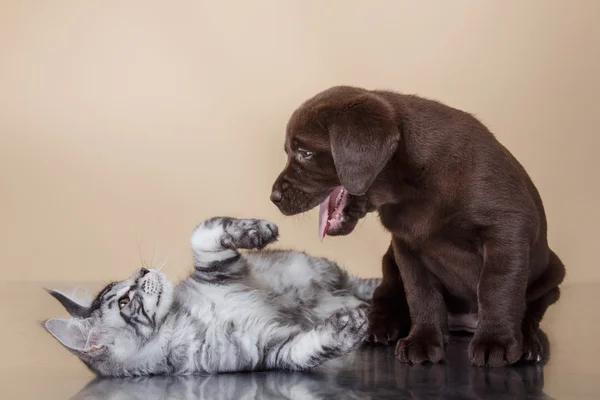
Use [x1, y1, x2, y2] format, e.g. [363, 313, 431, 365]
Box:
[155, 242, 188, 272]
[135, 236, 149, 269]
[156, 254, 169, 272]
[151, 239, 158, 271]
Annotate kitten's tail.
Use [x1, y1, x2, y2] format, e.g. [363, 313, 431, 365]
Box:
[346, 276, 382, 302]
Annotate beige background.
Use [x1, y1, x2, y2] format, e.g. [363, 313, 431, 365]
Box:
[1, 0, 599, 285]
[1, 2, 600, 399]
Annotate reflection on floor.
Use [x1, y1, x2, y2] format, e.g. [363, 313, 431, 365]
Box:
[72, 336, 550, 400]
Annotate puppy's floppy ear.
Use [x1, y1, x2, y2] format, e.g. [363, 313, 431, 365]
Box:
[327, 93, 400, 195]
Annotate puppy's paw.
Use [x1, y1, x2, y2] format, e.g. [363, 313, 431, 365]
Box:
[395, 329, 445, 364]
[521, 329, 544, 363]
[367, 305, 410, 345]
[222, 218, 279, 250]
[469, 328, 522, 367]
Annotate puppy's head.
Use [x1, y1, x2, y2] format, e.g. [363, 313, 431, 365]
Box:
[271, 86, 400, 239]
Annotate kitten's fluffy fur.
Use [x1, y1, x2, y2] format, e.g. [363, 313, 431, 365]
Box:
[44, 217, 380, 377]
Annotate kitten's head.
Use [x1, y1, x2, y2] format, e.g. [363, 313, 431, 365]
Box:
[44, 268, 174, 376]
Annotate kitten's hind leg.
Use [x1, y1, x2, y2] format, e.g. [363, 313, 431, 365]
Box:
[190, 217, 278, 282]
[267, 305, 369, 371]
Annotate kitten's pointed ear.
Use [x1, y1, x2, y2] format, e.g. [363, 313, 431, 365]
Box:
[45, 289, 92, 318]
[328, 93, 400, 196]
[44, 318, 104, 354]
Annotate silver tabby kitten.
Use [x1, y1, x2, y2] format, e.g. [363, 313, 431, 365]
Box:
[44, 217, 380, 377]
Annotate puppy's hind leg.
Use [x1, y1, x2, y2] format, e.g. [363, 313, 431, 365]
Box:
[522, 250, 565, 362]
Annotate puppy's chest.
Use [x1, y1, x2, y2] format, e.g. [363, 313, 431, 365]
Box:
[379, 202, 474, 248]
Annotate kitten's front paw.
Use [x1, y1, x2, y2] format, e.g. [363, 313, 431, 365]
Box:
[222, 218, 279, 250]
[326, 306, 369, 352]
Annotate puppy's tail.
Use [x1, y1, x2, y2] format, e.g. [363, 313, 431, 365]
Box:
[347, 276, 382, 302]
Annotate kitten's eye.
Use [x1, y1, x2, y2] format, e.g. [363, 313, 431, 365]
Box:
[298, 149, 314, 160]
[118, 297, 130, 309]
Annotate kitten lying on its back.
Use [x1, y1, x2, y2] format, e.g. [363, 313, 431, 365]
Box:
[44, 217, 379, 377]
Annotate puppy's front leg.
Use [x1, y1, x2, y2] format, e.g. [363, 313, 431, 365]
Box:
[469, 232, 528, 367]
[393, 239, 447, 364]
[368, 243, 411, 344]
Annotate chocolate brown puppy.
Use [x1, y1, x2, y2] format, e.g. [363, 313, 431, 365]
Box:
[270, 86, 565, 367]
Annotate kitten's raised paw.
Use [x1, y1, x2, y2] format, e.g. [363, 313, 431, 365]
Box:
[222, 218, 279, 250]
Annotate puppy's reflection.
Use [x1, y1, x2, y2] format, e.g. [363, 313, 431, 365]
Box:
[388, 330, 551, 399]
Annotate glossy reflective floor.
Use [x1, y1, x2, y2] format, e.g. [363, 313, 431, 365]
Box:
[1, 282, 598, 399]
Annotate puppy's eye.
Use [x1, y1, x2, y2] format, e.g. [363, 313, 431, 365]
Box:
[298, 149, 314, 160]
[118, 297, 130, 309]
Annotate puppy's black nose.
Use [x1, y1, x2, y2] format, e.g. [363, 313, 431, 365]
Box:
[140, 268, 150, 276]
[270, 190, 282, 203]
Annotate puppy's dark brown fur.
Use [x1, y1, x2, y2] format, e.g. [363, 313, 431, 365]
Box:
[270, 86, 565, 367]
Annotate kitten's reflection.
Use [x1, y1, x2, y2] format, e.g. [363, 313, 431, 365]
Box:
[71, 366, 363, 400]
[72, 330, 550, 400]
